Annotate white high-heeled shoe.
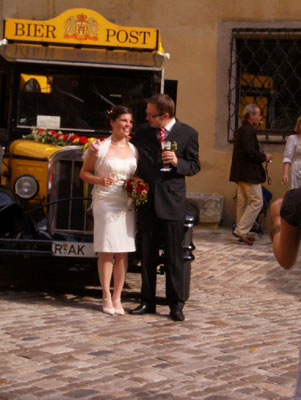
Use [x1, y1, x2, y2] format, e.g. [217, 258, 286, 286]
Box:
[102, 298, 115, 315]
[113, 299, 125, 315]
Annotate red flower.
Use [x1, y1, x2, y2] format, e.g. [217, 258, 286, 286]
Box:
[69, 134, 79, 142]
[123, 177, 148, 206]
[23, 128, 98, 150]
[79, 136, 88, 145]
[126, 181, 133, 191]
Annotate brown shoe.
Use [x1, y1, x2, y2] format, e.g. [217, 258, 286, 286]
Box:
[239, 235, 255, 242]
[238, 236, 253, 245]
[233, 231, 255, 244]
[247, 235, 256, 241]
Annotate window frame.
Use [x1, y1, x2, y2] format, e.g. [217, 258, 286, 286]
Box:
[228, 28, 301, 144]
[215, 20, 301, 151]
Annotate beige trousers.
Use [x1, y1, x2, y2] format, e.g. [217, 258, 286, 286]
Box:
[234, 182, 263, 237]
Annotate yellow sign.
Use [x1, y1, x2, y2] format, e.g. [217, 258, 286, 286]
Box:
[4, 8, 162, 51]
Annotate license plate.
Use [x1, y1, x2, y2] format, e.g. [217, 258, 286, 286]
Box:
[52, 241, 98, 258]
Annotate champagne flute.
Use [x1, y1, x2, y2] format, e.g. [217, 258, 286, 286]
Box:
[109, 172, 117, 184]
[160, 140, 172, 172]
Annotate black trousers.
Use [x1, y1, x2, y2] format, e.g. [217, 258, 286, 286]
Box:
[138, 210, 185, 309]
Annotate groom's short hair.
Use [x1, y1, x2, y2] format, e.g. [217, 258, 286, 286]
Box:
[147, 94, 175, 118]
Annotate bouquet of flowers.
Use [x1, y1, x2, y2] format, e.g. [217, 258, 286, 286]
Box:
[123, 176, 149, 206]
[22, 127, 97, 152]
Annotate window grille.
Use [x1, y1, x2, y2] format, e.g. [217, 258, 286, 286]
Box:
[228, 28, 301, 143]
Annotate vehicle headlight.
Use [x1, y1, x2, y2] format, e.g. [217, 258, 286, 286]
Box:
[14, 174, 39, 200]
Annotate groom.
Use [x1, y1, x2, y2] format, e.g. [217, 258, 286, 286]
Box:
[130, 94, 200, 321]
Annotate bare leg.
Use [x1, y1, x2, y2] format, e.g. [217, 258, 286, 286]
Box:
[98, 252, 114, 311]
[112, 253, 128, 311]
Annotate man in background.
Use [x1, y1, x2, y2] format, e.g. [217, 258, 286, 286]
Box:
[229, 104, 272, 245]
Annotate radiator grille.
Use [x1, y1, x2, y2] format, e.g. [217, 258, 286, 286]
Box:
[49, 148, 93, 235]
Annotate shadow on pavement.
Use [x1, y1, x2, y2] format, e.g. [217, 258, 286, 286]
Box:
[265, 256, 301, 298]
[0, 255, 171, 311]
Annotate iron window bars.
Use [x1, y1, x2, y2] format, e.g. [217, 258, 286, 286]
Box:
[228, 28, 301, 143]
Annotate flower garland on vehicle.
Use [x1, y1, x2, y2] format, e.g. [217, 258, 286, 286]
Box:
[123, 176, 149, 207]
[22, 127, 97, 152]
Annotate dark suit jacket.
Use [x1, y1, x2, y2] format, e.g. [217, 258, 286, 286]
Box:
[229, 120, 266, 184]
[131, 120, 200, 220]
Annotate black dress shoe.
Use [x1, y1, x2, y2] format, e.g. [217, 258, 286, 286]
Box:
[169, 309, 185, 321]
[129, 303, 156, 315]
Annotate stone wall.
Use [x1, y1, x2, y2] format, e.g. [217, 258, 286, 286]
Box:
[187, 193, 224, 226]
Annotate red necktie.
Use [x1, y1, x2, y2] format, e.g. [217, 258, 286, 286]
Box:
[159, 127, 166, 142]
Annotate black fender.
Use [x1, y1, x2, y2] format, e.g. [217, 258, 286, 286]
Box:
[0, 186, 32, 237]
[0, 187, 22, 213]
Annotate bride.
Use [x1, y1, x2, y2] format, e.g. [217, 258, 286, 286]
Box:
[80, 105, 137, 315]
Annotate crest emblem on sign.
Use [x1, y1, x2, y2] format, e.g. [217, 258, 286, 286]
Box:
[64, 14, 98, 41]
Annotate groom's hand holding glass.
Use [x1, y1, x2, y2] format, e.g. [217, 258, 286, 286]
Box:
[161, 141, 178, 170]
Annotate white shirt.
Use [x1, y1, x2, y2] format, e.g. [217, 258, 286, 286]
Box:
[164, 118, 176, 138]
[157, 118, 176, 140]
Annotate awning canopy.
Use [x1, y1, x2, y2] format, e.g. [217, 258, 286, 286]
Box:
[0, 43, 165, 70]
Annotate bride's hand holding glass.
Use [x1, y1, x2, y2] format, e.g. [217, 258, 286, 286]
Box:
[102, 175, 116, 186]
[109, 172, 117, 182]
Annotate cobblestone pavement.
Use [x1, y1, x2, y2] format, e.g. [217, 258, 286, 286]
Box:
[1, 226, 301, 400]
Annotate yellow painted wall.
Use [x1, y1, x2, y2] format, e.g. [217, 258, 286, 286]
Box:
[1, 0, 300, 228]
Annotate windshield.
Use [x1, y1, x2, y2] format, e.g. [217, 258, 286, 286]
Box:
[16, 69, 158, 134]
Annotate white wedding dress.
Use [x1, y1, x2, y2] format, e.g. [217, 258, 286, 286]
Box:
[92, 156, 137, 253]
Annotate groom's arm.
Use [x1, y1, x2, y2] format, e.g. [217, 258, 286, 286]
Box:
[176, 129, 200, 177]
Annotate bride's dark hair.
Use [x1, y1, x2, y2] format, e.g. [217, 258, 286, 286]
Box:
[107, 105, 133, 122]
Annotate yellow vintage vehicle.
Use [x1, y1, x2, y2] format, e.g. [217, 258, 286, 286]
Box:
[0, 9, 197, 291]
[0, 8, 167, 258]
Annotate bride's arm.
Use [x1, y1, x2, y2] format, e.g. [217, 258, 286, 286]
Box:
[80, 152, 115, 187]
[80, 153, 104, 186]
